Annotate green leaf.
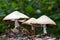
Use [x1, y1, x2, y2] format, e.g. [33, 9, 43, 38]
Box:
[25, 6, 34, 13]
[11, 2, 18, 8]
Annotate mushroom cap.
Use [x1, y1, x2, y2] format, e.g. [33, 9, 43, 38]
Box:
[18, 19, 26, 23]
[23, 18, 37, 25]
[3, 11, 29, 20]
[37, 15, 56, 25]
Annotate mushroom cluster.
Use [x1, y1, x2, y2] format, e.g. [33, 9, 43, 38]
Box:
[2, 11, 57, 40]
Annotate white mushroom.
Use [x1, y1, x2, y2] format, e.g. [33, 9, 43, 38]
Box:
[22, 18, 37, 36]
[3, 11, 29, 28]
[3, 11, 29, 20]
[37, 15, 56, 34]
[23, 18, 37, 30]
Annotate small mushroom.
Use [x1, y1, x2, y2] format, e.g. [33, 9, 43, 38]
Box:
[3, 11, 29, 28]
[3, 11, 29, 37]
[23, 18, 37, 30]
[37, 15, 56, 34]
[23, 18, 37, 36]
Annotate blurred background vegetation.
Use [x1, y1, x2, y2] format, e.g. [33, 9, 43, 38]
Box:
[0, 0, 60, 37]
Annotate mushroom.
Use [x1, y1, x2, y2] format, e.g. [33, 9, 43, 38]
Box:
[3, 11, 29, 20]
[23, 18, 37, 36]
[37, 15, 56, 34]
[23, 18, 37, 30]
[3, 11, 29, 28]
[3, 11, 29, 37]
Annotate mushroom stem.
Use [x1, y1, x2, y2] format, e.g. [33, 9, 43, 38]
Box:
[31, 26, 34, 30]
[31, 25, 35, 35]
[15, 20, 20, 28]
[43, 24, 47, 34]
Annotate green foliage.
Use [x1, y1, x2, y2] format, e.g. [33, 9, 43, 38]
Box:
[25, 6, 34, 13]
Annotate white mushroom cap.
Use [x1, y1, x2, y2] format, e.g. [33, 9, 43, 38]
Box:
[23, 18, 37, 25]
[37, 15, 56, 25]
[18, 20, 26, 22]
[3, 11, 29, 20]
